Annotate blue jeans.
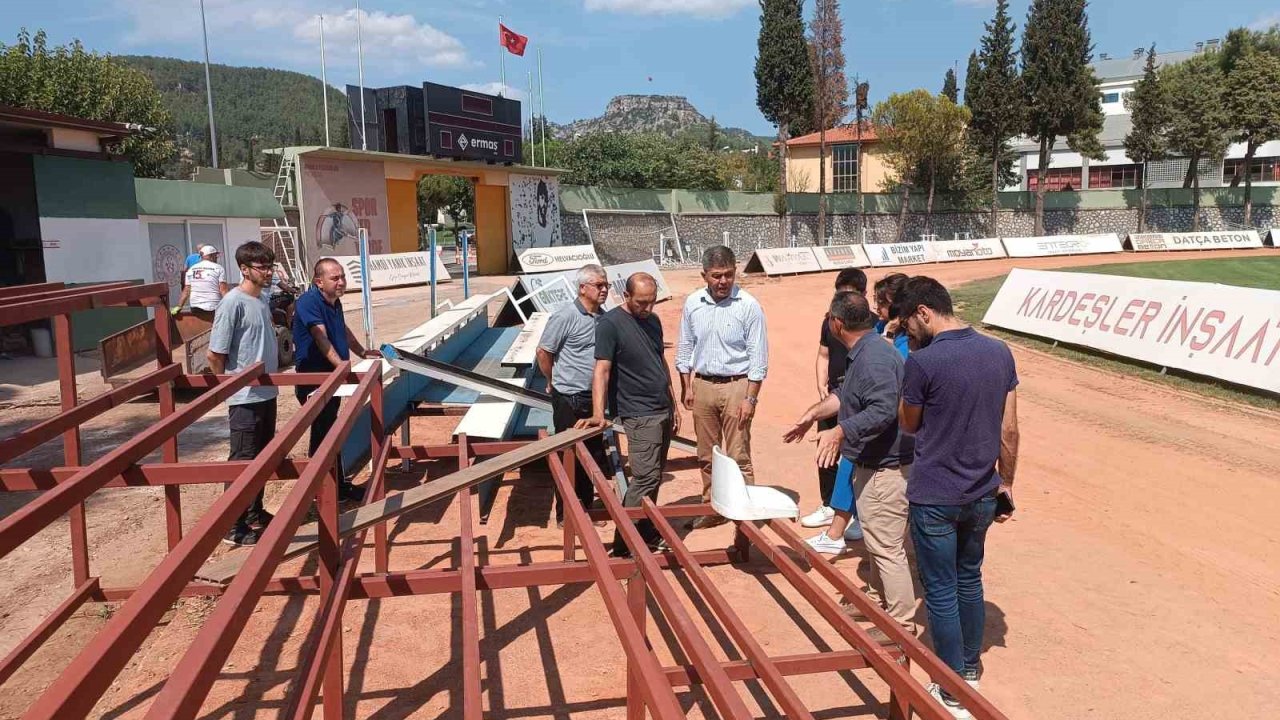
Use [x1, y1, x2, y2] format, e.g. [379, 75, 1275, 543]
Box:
[909, 496, 997, 676]
[828, 457, 858, 519]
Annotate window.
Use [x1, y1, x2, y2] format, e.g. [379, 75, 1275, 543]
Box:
[438, 130, 453, 149]
[1223, 156, 1280, 183]
[832, 143, 859, 193]
[1088, 164, 1143, 189]
[1101, 91, 1121, 104]
[461, 94, 494, 116]
[1026, 167, 1081, 192]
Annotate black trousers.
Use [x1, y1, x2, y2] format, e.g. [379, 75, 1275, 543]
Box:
[227, 398, 276, 527]
[298, 390, 347, 485]
[817, 415, 837, 506]
[551, 389, 610, 521]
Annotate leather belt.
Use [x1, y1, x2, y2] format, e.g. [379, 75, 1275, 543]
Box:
[695, 373, 747, 384]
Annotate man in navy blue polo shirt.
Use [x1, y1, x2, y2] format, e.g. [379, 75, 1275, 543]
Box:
[293, 257, 364, 502]
[896, 276, 1020, 719]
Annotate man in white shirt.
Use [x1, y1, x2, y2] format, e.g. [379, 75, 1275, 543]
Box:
[676, 245, 769, 530]
[175, 245, 228, 320]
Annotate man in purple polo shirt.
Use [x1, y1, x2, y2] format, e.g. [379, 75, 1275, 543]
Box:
[895, 276, 1020, 720]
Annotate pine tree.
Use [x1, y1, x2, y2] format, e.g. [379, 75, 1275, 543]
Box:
[707, 115, 721, 152]
[809, 0, 848, 245]
[941, 68, 958, 102]
[756, 0, 815, 243]
[1221, 42, 1280, 227]
[1163, 54, 1230, 231]
[1021, 0, 1104, 236]
[969, 0, 1023, 235]
[1123, 45, 1170, 233]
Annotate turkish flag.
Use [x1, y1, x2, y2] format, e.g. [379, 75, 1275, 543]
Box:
[499, 23, 528, 56]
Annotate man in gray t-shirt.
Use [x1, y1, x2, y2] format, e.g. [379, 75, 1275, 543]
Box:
[535, 263, 611, 525]
[208, 241, 280, 546]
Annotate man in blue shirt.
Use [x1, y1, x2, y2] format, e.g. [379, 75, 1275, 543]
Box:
[896, 276, 1020, 719]
[293, 257, 364, 502]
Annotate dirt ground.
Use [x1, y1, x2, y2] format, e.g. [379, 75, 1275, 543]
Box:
[2, 249, 1279, 719]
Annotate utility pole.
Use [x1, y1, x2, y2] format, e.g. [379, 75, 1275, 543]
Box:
[319, 15, 331, 147]
[199, 0, 218, 168]
[356, 0, 367, 150]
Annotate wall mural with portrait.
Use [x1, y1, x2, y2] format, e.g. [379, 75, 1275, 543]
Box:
[509, 173, 562, 253]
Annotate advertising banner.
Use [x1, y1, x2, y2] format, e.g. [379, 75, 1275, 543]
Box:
[299, 157, 391, 260]
[866, 241, 935, 267]
[329, 251, 451, 290]
[602, 259, 672, 309]
[516, 244, 601, 273]
[812, 244, 872, 271]
[983, 269, 1280, 393]
[1127, 231, 1264, 252]
[509, 174, 563, 253]
[1001, 233, 1123, 258]
[520, 259, 672, 314]
[1267, 229, 1278, 247]
[931, 238, 1008, 263]
[743, 247, 822, 275]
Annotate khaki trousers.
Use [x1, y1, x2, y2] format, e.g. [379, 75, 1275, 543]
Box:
[693, 376, 754, 500]
[853, 464, 917, 629]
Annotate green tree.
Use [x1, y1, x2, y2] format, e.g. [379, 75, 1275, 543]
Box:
[706, 115, 721, 152]
[1020, 0, 1104, 236]
[872, 90, 971, 239]
[941, 68, 959, 103]
[1123, 45, 1170, 233]
[1162, 54, 1230, 231]
[555, 133, 724, 191]
[756, 0, 815, 240]
[0, 29, 176, 177]
[968, 0, 1023, 235]
[418, 175, 474, 239]
[1221, 45, 1280, 227]
[809, 0, 848, 244]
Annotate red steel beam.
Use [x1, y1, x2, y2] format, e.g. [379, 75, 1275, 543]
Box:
[155, 304, 182, 549]
[0, 281, 133, 305]
[0, 363, 182, 464]
[53, 314, 90, 585]
[456, 434, 483, 720]
[573, 446, 752, 720]
[20, 362, 348, 720]
[142, 365, 377, 720]
[0, 362, 265, 562]
[643, 498, 814, 720]
[544, 452, 685, 720]
[1, 282, 167, 326]
[388, 440, 529, 460]
[0, 282, 63, 300]
[661, 649, 895, 687]
[0, 460, 309, 491]
[175, 371, 351, 389]
[0, 578, 98, 686]
[736, 521, 955, 720]
[768, 520, 1010, 720]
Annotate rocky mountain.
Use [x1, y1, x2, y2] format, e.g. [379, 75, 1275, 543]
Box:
[552, 95, 768, 149]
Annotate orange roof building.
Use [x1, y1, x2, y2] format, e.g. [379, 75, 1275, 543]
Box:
[778, 122, 892, 194]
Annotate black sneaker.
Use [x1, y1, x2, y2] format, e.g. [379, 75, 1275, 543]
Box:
[247, 509, 274, 530]
[222, 525, 260, 547]
[338, 482, 366, 503]
[961, 667, 981, 691]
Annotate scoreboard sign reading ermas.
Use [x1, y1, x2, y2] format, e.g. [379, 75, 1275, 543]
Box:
[423, 81, 522, 163]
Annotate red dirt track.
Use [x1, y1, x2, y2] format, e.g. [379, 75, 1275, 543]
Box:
[2, 248, 1279, 719]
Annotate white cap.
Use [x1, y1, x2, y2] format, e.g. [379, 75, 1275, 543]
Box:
[199, 245, 219, 257]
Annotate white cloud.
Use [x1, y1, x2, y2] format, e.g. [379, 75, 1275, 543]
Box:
[1251, 12, 1280, 30]
[583, 0, 754, 19]
[115, 0, 468, 72]
[461, 82, 527, 101]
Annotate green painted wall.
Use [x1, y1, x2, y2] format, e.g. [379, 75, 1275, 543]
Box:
[32, 155, 138, 219]
[135, 178, 284, 219]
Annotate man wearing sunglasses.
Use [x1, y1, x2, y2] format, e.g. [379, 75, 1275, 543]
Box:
[536, 263, 612, 526]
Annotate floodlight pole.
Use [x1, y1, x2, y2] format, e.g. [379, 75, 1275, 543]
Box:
[319, 15, 331, 147]
[498, 15, 507, 96]
[199, 0, 218, 168]
[528, 71, 536, 167]
[538, 48, 548, 167]
[356, 0, 367, 151]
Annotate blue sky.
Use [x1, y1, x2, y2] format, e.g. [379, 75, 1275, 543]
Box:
[8, 0, 1280, 135]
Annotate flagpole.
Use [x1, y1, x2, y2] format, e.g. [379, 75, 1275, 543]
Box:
[319, 15, 331, 147]
[498, 16, 506, 97]
[356, 0, 367, 150]
[199, 0, 218, 168]
[527, 71, 536, 167]
[538, 48, 547, 167]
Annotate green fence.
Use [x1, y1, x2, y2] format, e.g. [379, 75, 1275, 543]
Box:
[561, 184, 1280, 215]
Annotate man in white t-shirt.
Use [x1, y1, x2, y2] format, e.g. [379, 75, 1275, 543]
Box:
[174, 245, 228, 320]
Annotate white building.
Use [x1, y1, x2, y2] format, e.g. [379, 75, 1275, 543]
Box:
[1010, 40, 1280, 191]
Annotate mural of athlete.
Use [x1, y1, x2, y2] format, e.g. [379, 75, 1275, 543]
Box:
[315, 203, 359, 251]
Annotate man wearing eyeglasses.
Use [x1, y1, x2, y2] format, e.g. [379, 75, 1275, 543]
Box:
[536, 263, 612, 526]
[207, 241, 280, 546]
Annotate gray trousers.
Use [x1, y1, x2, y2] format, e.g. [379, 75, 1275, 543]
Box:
[613, 412, 673, 553]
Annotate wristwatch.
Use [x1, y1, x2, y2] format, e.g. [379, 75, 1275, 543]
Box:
[744, 396, 758, 405]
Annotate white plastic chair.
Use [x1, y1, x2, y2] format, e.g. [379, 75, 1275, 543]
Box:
[709, 445, 799, 521]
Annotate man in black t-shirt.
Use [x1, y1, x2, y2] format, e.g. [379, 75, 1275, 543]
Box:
[803, 268, 868, 535]
[578, 273, 680, 557]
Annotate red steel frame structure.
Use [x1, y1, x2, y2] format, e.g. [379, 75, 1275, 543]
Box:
[0, 281, 1009, 720]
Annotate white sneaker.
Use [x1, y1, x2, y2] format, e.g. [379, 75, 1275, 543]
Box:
[805, 531, 847, 556]
[800, 505, 835, 528]
[962, 668, 981, 691]
[843, 517, 864, 541]
[927, 683, 973, 719]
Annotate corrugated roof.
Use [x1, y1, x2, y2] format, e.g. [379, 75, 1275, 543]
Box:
[1093, 49, 1198, 81]
[134, 179, 285, 219]
[786, 123, 881, 147]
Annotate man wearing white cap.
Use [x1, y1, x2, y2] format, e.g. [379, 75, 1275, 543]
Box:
[174, 244, 228, 320]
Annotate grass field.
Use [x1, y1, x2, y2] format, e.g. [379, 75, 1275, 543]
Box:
[952, 256, 1280, 410]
